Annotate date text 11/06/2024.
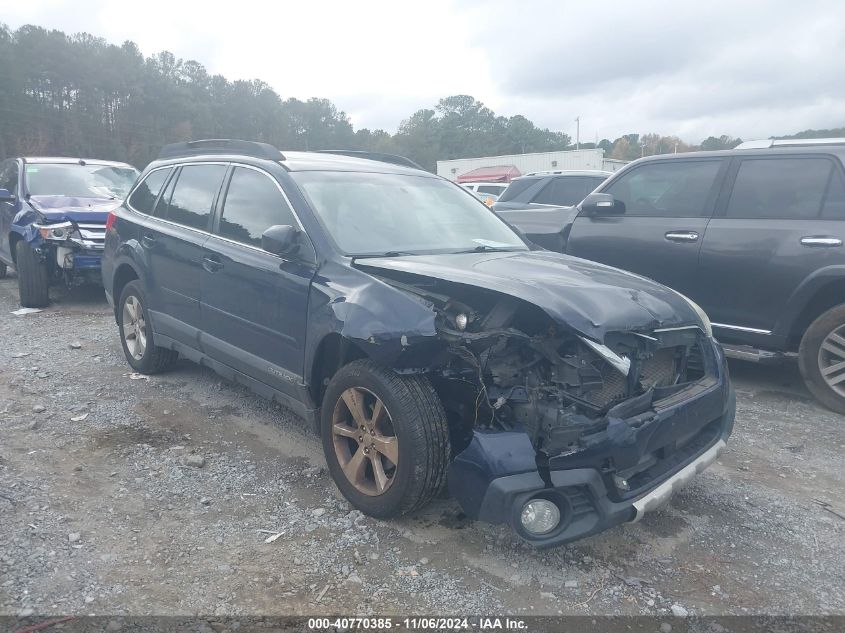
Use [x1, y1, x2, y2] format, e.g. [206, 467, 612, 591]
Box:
[307, 617, 528, 630]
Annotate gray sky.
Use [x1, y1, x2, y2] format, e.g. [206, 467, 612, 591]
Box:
[1, 0, 843, 143]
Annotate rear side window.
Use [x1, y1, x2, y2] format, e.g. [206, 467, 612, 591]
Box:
[532, 177, 596, 206]
[128, 168, 171, 215]
[498, 178, 538, 202]
[162, 164, 227, 231]
[477, 185, 506, 195]
[605, 160, 722, 217]
[822, 169, 845, 219]
[726, 157, 832, 220]
[218, 167, 298, 247]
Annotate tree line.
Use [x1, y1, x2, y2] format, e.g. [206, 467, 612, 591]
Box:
[0, 24, 840, 172]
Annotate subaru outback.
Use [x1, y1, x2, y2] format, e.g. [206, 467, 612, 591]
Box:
[102, 139, 735, 547]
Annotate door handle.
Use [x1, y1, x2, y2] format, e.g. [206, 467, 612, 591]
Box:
[141, 233, 157, 248]
[664, 231, 699, 243]
[202, 254, 224, 273]
[800, 236, 842, 247]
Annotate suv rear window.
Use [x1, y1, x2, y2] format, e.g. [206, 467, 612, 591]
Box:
[497, 178, 539, 202]
[128, 168, 171, 215]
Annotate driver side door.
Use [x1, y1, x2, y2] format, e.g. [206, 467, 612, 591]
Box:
[566, 158, 727, 297]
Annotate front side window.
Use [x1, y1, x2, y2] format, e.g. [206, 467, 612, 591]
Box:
[163, 164, 227, 231]
[292, 171, 527, 256]
[128, 168, 171, 215]
[218, 167, 298, 247]
[24, 163, 139, 199]
[604, 160, 722, 217]
[726, 157, 832, 220]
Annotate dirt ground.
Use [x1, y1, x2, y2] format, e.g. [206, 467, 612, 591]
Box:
[1, 274, 843, 618]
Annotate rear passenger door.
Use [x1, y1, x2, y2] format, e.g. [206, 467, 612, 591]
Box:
[142, 163, 227, 345]
[697, 155, 845, 335]
[567, 159, 727, 296]
[200, 165, 315, 395]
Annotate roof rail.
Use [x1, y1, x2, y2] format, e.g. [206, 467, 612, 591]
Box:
[736, 138, 845, 150]
[315, 150, 425, 170]
[157, 139, 285, 161]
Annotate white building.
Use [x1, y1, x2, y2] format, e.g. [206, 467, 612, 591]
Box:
[437, 149, 627, 181]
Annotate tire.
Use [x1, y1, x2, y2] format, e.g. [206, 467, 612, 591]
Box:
[15, 240, 49, 308]
[0, 261, 7, 278]
[798, 303, 845, 415]
[117, 280, 178, 374]
[320, 359, 450, 518]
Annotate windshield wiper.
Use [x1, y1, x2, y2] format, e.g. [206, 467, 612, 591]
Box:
[353, 250, 418, 258]
[451, 245, 521, 254]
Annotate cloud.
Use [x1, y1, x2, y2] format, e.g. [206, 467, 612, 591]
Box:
[1, 0, 843, 143]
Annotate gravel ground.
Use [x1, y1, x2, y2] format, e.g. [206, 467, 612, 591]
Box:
[1, 275, 843, 618]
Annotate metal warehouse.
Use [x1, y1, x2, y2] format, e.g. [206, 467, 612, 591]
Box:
[437, 148, 627, 181]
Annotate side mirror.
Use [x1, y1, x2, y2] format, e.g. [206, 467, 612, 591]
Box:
[0, 188, 15, 202]
[579, 192, 625, 216]
[261, 224, 299, 257]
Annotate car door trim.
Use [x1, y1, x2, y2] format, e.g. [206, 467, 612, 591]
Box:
[711, 322, 772, 335]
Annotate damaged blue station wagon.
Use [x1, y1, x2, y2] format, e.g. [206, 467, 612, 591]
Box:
[0, 156, 139, 307]
[102, 140, 735, 547]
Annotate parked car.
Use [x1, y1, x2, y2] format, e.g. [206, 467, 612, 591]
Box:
[0, 156, 139, 307]
[492, 170, 610, 213]
[505, 138, 845, 414]
[461, 182, 508, 206]
[102, 139, 734, 547]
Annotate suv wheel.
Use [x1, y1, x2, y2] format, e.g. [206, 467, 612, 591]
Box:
[320, 359, 449, 518]
[15, 240, 50, 308]
[799, 304, 845, 414]
[117, 280, 179, 374]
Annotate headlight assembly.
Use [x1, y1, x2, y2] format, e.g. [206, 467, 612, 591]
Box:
[36, 222, 76, 241]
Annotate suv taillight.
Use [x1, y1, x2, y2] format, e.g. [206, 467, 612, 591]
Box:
[105, 212, 117, 231]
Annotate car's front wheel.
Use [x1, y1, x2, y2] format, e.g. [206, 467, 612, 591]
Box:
[117, 280, 179, 374]
[799, 303, 845, 415]
[320, 359, 450, 518]
[15, 240, 50, 308]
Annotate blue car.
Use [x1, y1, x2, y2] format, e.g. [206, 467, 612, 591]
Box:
[0, 156, 139, 307]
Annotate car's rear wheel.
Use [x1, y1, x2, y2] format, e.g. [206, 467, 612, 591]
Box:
[117, 280, 178, 374]
[799, 303, 845, 415]
[15, 240, 49, 308]
[320, 359, 449, 518]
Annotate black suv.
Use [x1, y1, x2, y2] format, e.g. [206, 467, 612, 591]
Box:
[102, 139, 734, 547]
[492, 170, 611, 212]
[506, 138, 845, 413]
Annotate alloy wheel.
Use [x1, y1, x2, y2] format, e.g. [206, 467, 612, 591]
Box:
[331, 387, 398, 496]
[818, 324, 845, 397]
[122, 295, 147, 361]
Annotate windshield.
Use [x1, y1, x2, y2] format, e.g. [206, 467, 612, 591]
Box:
[291, 171, 528, 256]
[24, 163, 139, 199]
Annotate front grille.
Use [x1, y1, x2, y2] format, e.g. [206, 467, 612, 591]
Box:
[586, 347, 680, 409]
[75, 223, 106, 250]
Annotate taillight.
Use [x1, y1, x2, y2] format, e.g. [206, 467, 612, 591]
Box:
[105, 212, 117, 231]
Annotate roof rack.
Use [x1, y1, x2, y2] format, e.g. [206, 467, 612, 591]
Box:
[315, 150, 425, 170]
[736, 138, 845, 150]
[157, 139, 285, 161]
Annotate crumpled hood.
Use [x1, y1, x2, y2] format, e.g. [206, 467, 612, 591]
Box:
[355, 250, 701, 341]
[28, 195, 122, 223]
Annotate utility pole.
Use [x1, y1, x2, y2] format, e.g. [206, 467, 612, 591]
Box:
[575, 116, 580, 150]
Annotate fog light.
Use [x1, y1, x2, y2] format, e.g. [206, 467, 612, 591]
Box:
[455, 313, 468, 331]
[520, 499, 560, 535]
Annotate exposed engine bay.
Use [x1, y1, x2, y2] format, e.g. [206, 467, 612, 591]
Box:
[371, 272, 710, 460]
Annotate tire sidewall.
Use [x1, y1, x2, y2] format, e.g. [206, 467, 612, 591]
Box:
[799, 303, 845, 415]
[320, 362, 416, 518]
[117, 280, 157, 374]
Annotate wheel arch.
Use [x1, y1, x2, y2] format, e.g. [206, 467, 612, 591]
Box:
[307, 332, 368, 408]
[780, 270, 845, 350]
[111, 260, 142, 320]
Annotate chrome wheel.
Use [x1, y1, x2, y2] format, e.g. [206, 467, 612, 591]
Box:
[122, 295, 147, 361]
[331, 387, 398, 496]
[819, 324, 845, 397]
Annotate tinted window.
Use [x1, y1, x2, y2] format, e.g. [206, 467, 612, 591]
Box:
[498, 178, 539, 202]
[605, 160, 721, 217]
[128, 168, 171, 215]
[219, 167, 298, 247]
[726, 158, 831, 220]
[0, 160, 17, 194]
[823, 169, 845, 219]
[163, 164, 226, 231]
[532, 176, 597, 206]
[477, 185, 506, 195]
